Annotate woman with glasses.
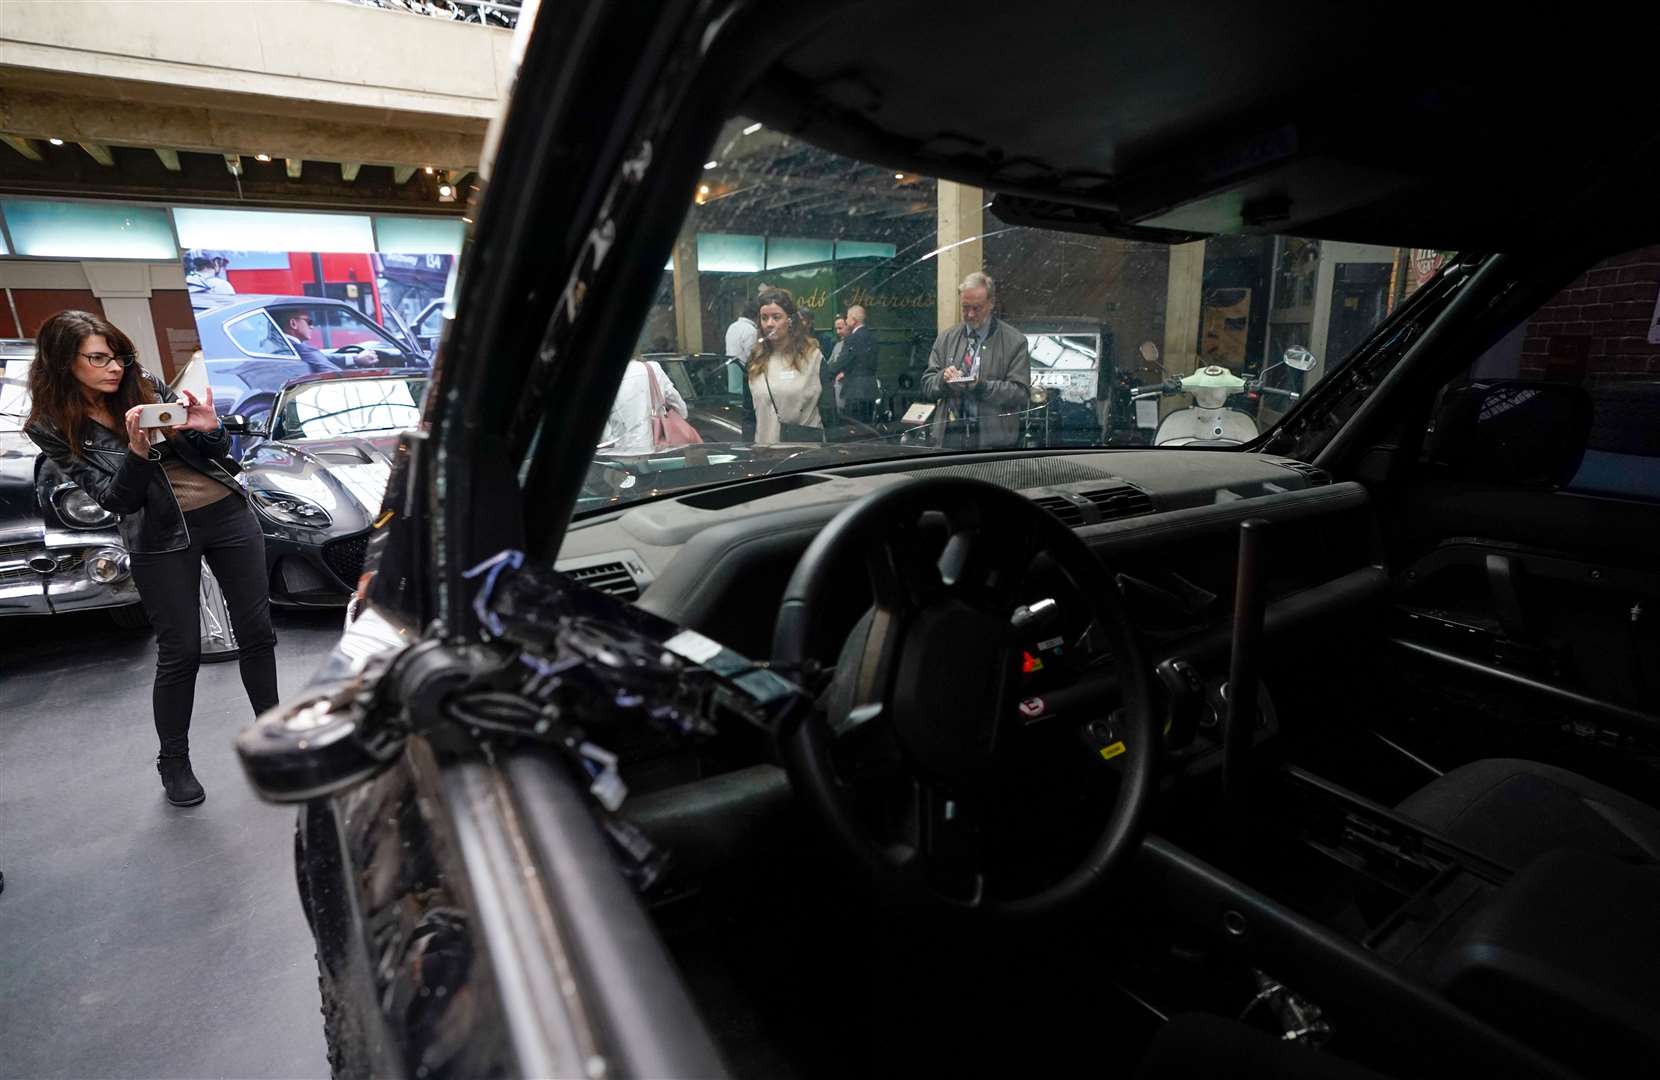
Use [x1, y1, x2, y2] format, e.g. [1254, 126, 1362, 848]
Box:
[26, 311, 278, 808]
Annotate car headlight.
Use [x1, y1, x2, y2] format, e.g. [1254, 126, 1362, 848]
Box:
[88, 548, 129, 584]
[54, 486, 115, 528]
[250, 487, 333, 528]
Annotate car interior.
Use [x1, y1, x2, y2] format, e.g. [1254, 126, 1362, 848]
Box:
[481, 4, 1660, 1077]
[243, 3, 1660, 1077]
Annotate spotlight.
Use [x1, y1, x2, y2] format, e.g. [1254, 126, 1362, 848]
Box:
[703, 160, 719, 170]
[254, 153, 272, 162]
[742, 123, 762, 135]
[48, 137, 64, 146]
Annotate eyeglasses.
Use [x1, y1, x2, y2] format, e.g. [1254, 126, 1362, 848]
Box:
[79, 352, 135, 369]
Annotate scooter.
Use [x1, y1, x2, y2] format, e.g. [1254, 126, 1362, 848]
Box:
[1132, 346, 1316, 446]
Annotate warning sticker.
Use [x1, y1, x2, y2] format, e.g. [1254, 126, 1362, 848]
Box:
[1098, 740, 1128, 762]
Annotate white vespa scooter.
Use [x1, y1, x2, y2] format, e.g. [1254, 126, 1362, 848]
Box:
[1132, 346, 1317, 446]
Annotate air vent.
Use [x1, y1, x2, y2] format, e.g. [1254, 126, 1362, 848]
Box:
[1277, 461, 1331, 487]
[1030, 495, 1086, 528]
[1079, 485, 1154, 521]
[566, 561, 642, 601]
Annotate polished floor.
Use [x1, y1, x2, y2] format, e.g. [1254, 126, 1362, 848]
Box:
[0, 606, 342, 1079]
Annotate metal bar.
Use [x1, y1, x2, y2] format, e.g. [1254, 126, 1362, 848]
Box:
[1224, 518, 1270, 809]
[1387, 636, 1660, 739]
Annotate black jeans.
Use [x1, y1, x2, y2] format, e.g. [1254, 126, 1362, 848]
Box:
[129, 496, 278, 757]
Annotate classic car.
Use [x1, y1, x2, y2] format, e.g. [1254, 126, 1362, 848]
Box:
[232, 369, 422, 606]
[0, 341, 144, 625]
[180, 295, 429, 452]
[235, 3, 1660, 1079]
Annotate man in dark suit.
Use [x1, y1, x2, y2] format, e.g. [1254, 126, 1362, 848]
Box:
[920, 272, 1031, 449]
[828, 304, 879, 424]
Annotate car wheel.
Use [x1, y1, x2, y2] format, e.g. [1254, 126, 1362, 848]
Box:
[109, 603, 150, 630]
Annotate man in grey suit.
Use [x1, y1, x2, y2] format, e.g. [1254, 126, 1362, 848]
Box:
[920, 272, 1031, 448]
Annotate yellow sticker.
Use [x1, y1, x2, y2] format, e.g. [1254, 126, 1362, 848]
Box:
[373, 509, 395, 529]
[1099, 740, 1127, 761]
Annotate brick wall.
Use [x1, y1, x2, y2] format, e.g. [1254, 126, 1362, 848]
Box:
[1520, 245, 1660, 383]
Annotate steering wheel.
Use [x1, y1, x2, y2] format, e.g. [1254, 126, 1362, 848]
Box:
[773, 476, 1157, 916]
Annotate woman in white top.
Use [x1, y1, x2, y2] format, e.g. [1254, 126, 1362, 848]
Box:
[746, 288, 823, 445]
[601, 357, 688, 454]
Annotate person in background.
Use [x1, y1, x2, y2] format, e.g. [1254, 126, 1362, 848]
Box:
[185, 256, 235, 295]
[746, 288, 823, 444]
[278, 308, 333, 370]
[920, 271, 1031, 449]
[601, 355, 689, 454]
[826, 314, 849, 421]
[723, 297, 760, 396]
[830, 304, 878, 424]
[26, 310, 278, 808]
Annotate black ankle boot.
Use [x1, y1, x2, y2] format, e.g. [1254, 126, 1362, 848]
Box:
[156, 754, 205, 807]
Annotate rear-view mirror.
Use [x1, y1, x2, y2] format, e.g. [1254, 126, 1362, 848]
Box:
[1283, 346, 1317, 371]
[1428, 380, 1592, 488]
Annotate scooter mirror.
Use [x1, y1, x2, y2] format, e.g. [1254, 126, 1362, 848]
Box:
[1282, 346, 1317, 372]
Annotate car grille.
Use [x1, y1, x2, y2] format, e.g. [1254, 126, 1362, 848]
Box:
[0, 552, 81, 584]
[321, 534, 370, 588]
[0, 541, 36, 564]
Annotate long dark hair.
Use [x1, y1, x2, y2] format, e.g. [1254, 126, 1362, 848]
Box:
[746, 287, 814, 377]
[26, 310, 154, 456]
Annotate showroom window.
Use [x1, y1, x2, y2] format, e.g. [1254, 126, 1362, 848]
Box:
[1, 199, 177, 259]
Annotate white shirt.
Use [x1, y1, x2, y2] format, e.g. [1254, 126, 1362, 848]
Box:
[601, 360, 688, 455]
[724, 317, 757, 395]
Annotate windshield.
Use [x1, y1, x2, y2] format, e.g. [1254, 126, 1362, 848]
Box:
[577, 118, 1415, 514]
[272, 377, 428, 440]
[1, 357, 32, 433]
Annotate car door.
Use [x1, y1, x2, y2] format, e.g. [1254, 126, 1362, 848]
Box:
[1375, 245, 1660, 786]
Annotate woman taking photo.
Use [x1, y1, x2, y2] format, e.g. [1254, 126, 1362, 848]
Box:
[27, 311, 278, 808]
[746, 287, 823, 444]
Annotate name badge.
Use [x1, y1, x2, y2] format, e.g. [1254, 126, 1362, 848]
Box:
[777, 370, 799, 381]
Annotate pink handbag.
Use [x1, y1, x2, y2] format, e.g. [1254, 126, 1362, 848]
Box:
[643, 361, 702, 449]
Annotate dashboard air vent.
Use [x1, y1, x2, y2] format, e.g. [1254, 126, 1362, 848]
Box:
[1079, 485, 1154, 521]
[566, 561, 642, 601]
[1030, 495, 1086, 528]
[1277, 461, 1331, 487]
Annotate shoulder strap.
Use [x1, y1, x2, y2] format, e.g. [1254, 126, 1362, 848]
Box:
[761, 363, 783, 420]
[640, 359, 665, 414]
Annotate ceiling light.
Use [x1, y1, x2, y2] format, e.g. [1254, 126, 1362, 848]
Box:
[438, 182, 456, 201]
[461, 216, 473, 224]
[424, 166, 434, 174]
[698, 184, 710, 195]
[254, 153, 272, 162]
[895, 172, 905, 180]
[48, 137, 64, 146]
[703, 160, 719, 170]
[742, 123, 762, 136]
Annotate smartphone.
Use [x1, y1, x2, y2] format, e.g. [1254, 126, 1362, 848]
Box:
[136, 402, 187, 429]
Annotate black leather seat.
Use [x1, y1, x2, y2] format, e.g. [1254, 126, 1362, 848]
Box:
[1397, 757, 1660, 869]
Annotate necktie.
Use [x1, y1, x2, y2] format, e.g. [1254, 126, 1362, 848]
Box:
[964, 330, 979, 377]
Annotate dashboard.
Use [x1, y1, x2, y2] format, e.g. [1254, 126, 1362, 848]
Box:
[555, 449, 1364, 663]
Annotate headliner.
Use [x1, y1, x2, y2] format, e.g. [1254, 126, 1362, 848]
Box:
[741, 1, 1659, 252]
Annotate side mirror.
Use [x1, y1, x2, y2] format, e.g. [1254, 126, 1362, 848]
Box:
[1282, 346, 1317, 372]
[221, 414, 248, 434]
[1429, 380, 1592, 487]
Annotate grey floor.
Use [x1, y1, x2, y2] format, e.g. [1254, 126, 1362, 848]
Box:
[1, 606, 343, 1079]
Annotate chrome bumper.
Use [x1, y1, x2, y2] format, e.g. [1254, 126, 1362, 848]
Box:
[0, 528, 140, 616]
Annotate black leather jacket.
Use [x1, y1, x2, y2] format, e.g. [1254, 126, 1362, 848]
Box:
[28, 377, 244, 555]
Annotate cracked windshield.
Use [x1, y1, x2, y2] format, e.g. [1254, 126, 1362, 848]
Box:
[587, 118, 1412, 513]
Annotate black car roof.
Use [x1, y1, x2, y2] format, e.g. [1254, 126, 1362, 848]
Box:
[743, 2, 1657, 254]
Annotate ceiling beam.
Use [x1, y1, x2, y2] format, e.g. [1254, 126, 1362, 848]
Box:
[392, 165, 416, 185]
[154, 148, 181, 171]
[0, 86, 483, 172]
[78, 142, 114, 166]
[1, 135, 43, 161]
[340, 161, 361, 183]
[285, 157, 302, 179]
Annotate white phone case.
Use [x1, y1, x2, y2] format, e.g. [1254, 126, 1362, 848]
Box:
[137, 402, 186, 429]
